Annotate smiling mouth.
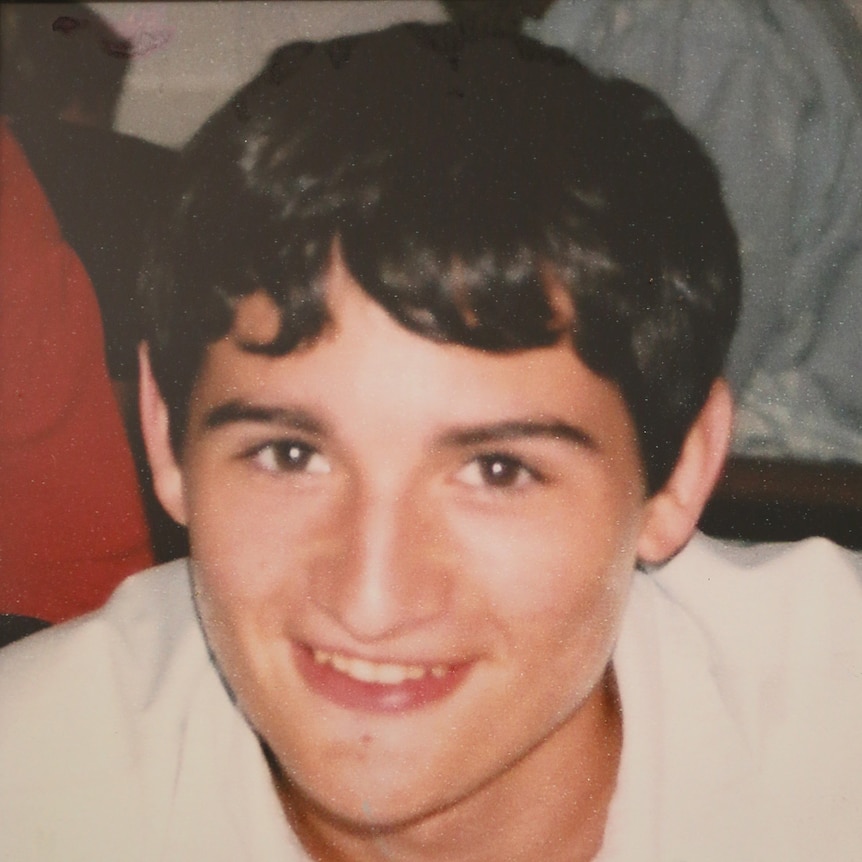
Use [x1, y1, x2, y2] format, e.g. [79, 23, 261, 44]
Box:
[313, 649, 450, 685]
[297, 644, 470, 712]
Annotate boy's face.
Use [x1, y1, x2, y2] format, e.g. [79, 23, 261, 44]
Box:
[145, 250, 696, 833]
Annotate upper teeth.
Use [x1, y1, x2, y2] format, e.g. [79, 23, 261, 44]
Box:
[313, 650, 448, 684]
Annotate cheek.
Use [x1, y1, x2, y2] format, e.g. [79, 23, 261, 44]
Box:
[185, 481, 322, 701]
[448, 496, 640, 624]
[184, 466, 331, 606]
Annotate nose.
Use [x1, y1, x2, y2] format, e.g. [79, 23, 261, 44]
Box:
[309, 482, 452, 642]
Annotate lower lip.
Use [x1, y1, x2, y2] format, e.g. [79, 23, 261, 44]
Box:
[293, 644, 471, 713]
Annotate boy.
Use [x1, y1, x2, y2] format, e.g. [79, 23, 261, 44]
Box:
[1, 23, 861, 861]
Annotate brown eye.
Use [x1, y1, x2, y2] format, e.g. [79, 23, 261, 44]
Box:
[252, 441, 330, 475]
[457, 454, 536, 489]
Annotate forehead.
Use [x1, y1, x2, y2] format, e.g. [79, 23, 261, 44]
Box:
[218, 251, 577, 398]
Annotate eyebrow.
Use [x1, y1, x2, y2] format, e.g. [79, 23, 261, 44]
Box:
[439, 420, 596, 451]
[202, 400, 326, 436]
[203, 401, 596, 451]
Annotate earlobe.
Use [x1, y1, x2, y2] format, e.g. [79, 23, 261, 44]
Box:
[138, 344, 189, 527]
[636, 379, 734, 565]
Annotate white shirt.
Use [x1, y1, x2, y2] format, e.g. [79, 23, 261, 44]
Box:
[1, 535, 861, 860]
[604, 535, 862, 860]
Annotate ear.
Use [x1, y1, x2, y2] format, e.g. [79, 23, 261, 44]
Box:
[138, 344, 189, 526]
[636, 379, 733, 564]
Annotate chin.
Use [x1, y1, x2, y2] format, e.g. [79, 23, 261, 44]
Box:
[272, 749, 467, 835]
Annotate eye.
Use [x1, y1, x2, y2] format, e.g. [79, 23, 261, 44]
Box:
[456, 453, 539, 490]
[250, 440, 331, 475]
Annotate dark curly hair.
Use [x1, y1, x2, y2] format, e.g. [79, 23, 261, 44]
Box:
[141, 22, 740, 493]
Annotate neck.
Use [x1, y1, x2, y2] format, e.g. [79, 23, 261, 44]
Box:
[276, 668, 622, 862]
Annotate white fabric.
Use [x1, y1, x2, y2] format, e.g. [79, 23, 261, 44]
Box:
[1, 536, 861, 860]
[0, 562, 307, 862]
[601, 535, 862, 861]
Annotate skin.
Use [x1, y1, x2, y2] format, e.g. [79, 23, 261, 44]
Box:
[142, 248, 732, 862]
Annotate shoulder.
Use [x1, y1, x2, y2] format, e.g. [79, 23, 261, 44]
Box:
[614, 535, 862, 857]
[0, 559, 199, 696]
[633, 534, 862, 697]
[652, 533, 862, 647]
[0, 560, 226, 858]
